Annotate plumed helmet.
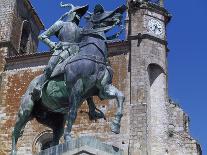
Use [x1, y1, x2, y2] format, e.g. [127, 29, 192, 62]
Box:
[60, 2, 89, 22]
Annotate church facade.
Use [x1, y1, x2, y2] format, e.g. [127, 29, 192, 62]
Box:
[0, 0, 202, 154]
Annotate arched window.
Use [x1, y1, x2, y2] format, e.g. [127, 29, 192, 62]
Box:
[32, 130, 53, 154]
[147, 63, 165, 86]
[148, 63, 168, 151]
[19, 20, 30, 54]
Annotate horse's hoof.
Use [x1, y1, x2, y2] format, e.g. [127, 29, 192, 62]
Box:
[89, 110, 105, 120]
[11, 150, 16, 155]
[111, 121, 120, 134]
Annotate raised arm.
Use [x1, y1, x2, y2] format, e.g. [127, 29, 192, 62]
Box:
[38, 20, 63, 49]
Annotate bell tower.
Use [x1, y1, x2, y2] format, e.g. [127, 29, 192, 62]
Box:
[127, 0, 202, 155]
[0, 0, 44, 73]
[127, 0, 171, 154]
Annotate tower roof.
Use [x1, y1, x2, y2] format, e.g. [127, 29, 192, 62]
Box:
[23, 0, 44, 30]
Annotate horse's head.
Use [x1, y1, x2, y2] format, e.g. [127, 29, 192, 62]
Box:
[59, 2, 89, 25]
[85, 4, 127, 31]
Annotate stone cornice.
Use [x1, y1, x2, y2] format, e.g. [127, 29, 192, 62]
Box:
[108, 41, 129, 56]
[5, 51, 51, 62]
[128, 33, 168, 47]
[5, 41, 130, 70]
[23, 0, 45, 30]
[128, 1, 172, 24]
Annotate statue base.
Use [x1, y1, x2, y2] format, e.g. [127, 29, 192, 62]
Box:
[38, 136, 124, 155]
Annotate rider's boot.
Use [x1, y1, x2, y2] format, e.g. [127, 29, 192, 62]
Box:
[30, 71, 50, 101]
[89, 108, 106, 120]
[31, 87, 42, 101]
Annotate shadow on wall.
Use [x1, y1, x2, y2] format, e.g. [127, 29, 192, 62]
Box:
[147, 63, 165, 86]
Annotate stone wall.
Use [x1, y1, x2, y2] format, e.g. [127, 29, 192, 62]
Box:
[0, 0, 15, 43]
[0, 0, 15, 73]
[166, 101, 202, 155]
[0, 66, 49, 155]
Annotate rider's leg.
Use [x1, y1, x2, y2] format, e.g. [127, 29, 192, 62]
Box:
[44, 49, 62, 78]
[31, 50, 63, 101]
[12, 94, 34, 155]
[32, 52, 62, 101]
[98, 84, 125, 134]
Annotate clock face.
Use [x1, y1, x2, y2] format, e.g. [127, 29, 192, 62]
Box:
[148, 19, 164, 36]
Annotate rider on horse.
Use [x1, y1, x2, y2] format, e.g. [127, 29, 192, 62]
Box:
[34, 3, 124, 96]
[39, 3, 88, 79]
[11, 3, 127, 154]
[33, 2, 125, 104]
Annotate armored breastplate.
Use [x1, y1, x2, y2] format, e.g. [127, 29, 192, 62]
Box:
[58, 22, 81, 43]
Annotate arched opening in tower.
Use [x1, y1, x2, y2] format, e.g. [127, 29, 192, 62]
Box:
[147, 63, 168, 154]
[19, 20, 30, 54]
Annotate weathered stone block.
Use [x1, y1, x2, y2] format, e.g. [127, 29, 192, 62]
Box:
[38, 136, 124, 155]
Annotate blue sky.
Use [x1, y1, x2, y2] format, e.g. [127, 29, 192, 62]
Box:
[31, 0, 207, 153]
[166, 1, 207, 154]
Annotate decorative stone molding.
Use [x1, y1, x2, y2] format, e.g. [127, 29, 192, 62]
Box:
[128, 0, 172, 23]
[32, 130, 53, 154]
[128, 33, 168, 47]
[38, 136, 124, 155]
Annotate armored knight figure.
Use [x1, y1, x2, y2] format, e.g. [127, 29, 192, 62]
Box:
[32, 3, 107, 120]
[39, 3, 89, 78]
[31, 3, 88, 100]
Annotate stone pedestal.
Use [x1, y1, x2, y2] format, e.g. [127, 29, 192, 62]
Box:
[38, 136, 124, 155]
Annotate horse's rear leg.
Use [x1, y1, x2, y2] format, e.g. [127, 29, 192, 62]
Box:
[99, 84, 125, 134]
[11, 96, 33, 155]
[51, 115, 66, 146]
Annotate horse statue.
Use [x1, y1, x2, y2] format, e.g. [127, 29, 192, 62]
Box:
[11, 3, 126, 155]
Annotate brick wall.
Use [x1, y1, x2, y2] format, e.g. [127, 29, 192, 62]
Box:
[0, 66, 45, 155]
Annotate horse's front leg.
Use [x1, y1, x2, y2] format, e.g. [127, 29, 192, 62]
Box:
[64, 101, 78, 142]
[99, 84, 125, 134]
[64, 81, 83, 142]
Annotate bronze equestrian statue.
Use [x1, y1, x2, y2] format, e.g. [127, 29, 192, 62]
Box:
[11, 2, 126, 155]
